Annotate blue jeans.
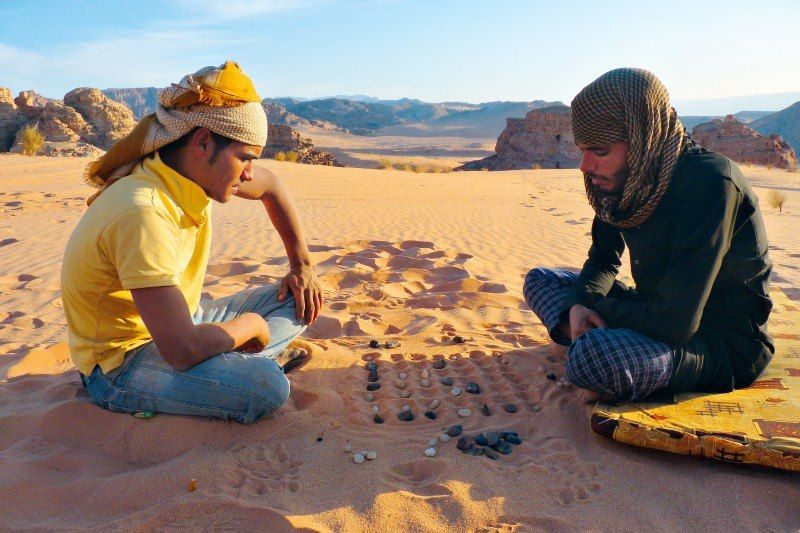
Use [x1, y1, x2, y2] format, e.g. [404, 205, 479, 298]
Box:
[82, 283, 307, 423]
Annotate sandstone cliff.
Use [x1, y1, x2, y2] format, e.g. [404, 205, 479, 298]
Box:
[693, 115, 797, 170]
[457, 105, 581, 170]
[64, 88, 136, 149]
[0, 88, 24, 151]
[262, 124, 341, 166]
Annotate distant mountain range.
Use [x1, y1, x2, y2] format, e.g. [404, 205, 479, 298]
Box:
[101, 88, 800, 150]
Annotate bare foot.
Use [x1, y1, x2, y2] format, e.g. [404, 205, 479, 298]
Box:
[577, 387, 603, 404]
[277, 339, 319, 374]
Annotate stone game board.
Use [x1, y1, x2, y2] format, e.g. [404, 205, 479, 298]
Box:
[591, 289, 800, 472]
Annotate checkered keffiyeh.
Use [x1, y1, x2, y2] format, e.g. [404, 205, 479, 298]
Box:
[571, 68, 689, 228]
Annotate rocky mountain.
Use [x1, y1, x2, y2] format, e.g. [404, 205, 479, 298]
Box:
[102, 87, 158, 119]
[680, 110, 773, 131]
[262, 124, 341, 166]
[749, 101, 800, 154]
[263, 97, 561, 137]
[457, 105, 581, 170]
[692, 115, 797, 170]
[0, 88, 25, 151]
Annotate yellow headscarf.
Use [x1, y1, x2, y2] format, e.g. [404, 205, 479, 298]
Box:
[84, 61, 268, 194]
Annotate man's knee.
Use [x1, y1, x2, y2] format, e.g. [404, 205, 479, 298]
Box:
[523, 267, 552, 300]
[239, 359, 291, 422]
[566, 330, 620, 394]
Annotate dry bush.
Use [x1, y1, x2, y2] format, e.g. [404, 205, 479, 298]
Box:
[376, 158, 393, 170]
[274, 151, 287, 162]
[411, 163, 429, 173]
[20, 125, 44, 156]
[767, 190, 787, 213]
[479, 167, 489, 172]
[285, 151, 299, 163]
[398, 162, 413, 172]
[531, 162, 542, 170]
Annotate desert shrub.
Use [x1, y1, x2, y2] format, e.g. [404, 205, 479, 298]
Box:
[767, 190, 787, 213]
[479, 167, 489, 172]
[411, 163, 429, 173]
[20, 125, 44, 156]
[285, 151, 299, 163]
[398, 162, 413, 172]
[531, 162, 542, 170]
[377, 158, 393, 170]
[274, 151, 287, 161]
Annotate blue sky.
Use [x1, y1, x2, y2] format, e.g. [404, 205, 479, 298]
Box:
[1, 0, 799, 110]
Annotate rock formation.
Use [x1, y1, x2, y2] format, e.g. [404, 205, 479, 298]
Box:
[102, 87, 158, 119]
[0, 88, 24, 151]
[457, 105, 581, 170]
[262, 125, 341, 166]
[1, 88, 135, 157]
[64, 88, 136, 149]
[693, 115, 797, 170]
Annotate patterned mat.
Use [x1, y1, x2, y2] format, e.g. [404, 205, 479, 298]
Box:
[591, 288, 800, 471]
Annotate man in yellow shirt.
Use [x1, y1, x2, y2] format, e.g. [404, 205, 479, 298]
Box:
[61, 62, 323, 423]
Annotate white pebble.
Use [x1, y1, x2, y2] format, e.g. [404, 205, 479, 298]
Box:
[538, 366, 545, 373]
[563, 380, 571, 388]
[421, 369, 430, 379]
[371, 405, 379, 413]
[458, 408, 472, 417]
[556, 381, 564, 388]
[424, 447, 436, 457]
[353, 453, 365, 464]
[400, 390, 411, 398]
[395, 379, 406, 389]
[366, 451, 377, 460]
[365, 393, 374, 402]
[439, 433, 451, 443]
[345, 444, 353, 453]
[429, 399, 441, 410]
[359, 450, 369, 457]
[533, 404, 542, 412]
[427, 438, 438, 447]
[402, 405, 410, 411]
[420, 378, 431, 388]
[399, 372, 408, 380]
[451, 387, 462, 396]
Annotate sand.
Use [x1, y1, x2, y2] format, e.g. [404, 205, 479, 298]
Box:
[1, 152, 798, 531]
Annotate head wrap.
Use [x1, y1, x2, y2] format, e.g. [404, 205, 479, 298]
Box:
[571, 68, 692, 228]
[84, 61, 268, 190]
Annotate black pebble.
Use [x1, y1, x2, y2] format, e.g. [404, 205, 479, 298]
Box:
[482, 403, 491, 416]
[475, 433, 488, 446]
[504, 434, 522, 445]
[398, 410, 414, 422]
[316, 436, 323, 442]
[373, 414, 384, 424]
[494, 441, 513, 455]
[501, 431, 520, 442]
[456, 435, 474, 451]
[440, 376, 454, 386]
[486, 431, 501, 448]
[466, 382, 481, 394]
[367, 369, 379, 383]
[369, 339, 380, 348]
[483, 447, 499, 460]
[367, 382, 381, 391]
[466, 447, 484, 456]
[453, 335, 465, 344]
[424, 410, 437, 420]
[432, 358, 446, 369]
[503, 403, 517, 413]
[546, 373, 557, 381]
[445, 424, 463, 437]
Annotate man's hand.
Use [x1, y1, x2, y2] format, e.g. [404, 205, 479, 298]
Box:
[278, 264, 324, 325]
[568, 304, 608, 340]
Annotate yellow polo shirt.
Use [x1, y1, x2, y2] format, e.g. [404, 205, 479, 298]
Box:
[61, 153, 212, 375]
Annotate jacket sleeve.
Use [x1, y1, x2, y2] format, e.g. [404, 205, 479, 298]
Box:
[564, 216, 625, 310]
[594, 173, 741, 345]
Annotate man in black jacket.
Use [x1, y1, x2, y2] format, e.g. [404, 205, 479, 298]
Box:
[523, 68, 773, 401]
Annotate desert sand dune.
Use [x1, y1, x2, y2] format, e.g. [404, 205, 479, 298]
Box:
[0, 153, 798, 531]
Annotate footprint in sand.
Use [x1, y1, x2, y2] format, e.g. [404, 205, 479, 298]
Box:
[226, 442, 302, 497]
[1, 311, 45, 329]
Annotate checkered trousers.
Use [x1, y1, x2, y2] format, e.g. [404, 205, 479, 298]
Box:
[523, 267, 674, 401]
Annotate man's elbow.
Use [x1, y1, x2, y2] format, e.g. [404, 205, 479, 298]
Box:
[157, 340, 201, 372]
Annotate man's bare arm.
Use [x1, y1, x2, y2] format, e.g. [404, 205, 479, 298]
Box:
[236, 166, 324, 324]
[131, 286, 270, 371]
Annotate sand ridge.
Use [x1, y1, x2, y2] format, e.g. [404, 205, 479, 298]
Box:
[0, 153, 798, 531]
